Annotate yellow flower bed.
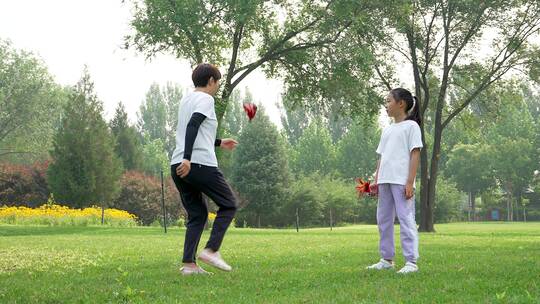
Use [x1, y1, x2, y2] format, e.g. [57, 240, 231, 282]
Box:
[0, 204, 138, 227]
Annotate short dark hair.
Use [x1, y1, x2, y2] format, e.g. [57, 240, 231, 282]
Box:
[192, 63, 221, 87]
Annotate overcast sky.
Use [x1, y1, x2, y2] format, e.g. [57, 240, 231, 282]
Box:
[0, 0, 284, 126]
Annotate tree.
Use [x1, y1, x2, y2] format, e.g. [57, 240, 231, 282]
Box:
[0, 39, 66, 161]
[110, 102, 143, 171]
[217, 89, 249, 177]
[231, 107, 289, 227]
[369, 1, 540, 231]
[335, 118, 380, 180]
[280, 105, 311, 146]
[48, 68, 123, 208]
[138, 82, 182, 156]
[140, 136, 170, 176]
[484, 89, 536, 221]
[290, 119, 336, 176]
[126, 0, 376, 121]
[446, 143, 494, 220]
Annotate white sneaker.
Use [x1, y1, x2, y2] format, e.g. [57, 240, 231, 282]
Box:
[180, 266, 213, 276]
[397, 262, 418, 274]
[198, 249, 232, 272]
[366, 259, 394, 270]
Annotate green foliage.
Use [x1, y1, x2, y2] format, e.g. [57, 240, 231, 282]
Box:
[110, 102, 143, 171]
[0, 39, 66, 162]
[137, 82, 182, 157]
[217, 89, 249, 177]
[290, 119, 336, 176]
[276, 173, 360, 227]
[48, 68, 123, 208]
[335, 119, 380, 180]
[231, 107, 289, 227]
[126, 0, 378, 121]
[484, 89, 536, 198]
[140, 136, 169, 177]
[432, 177, 466, 223]
[446, 143, 495, 196]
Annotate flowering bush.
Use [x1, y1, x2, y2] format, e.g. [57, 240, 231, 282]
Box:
[0, 195, 137, 227]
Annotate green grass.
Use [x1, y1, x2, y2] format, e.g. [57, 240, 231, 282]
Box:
[0, 223, 539, 303]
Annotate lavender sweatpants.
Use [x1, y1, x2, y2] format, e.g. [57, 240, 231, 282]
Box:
[377, 183, 419, 263]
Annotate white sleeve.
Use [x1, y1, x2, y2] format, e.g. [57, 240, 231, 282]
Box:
[376, 140, 383, 155]
[376, 128, 385, 155]
[193, 96, 216, 119]
[408, 123, 423, 152]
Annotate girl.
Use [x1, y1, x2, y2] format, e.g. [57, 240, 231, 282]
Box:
[366, 88, 423, 274]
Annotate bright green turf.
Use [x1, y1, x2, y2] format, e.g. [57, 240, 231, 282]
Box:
[1, 222, 538, 303]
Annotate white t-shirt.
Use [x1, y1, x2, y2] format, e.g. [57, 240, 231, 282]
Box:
[376, 120, 423, 186]
[170, 91, 218, 167]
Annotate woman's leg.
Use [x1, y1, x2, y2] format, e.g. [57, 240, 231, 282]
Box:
[171, 164, 208, 264]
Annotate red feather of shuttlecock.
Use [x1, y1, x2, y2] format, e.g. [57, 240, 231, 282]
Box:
[243, 103, 257, 121]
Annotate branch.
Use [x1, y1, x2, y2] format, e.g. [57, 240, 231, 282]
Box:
[232, 0, 337, 77]
[224, 22, 245, 91]
[442, 9, 540, 128]
[230, 19, 352, 90]
[166, 0, 203, 63]
[447, 5, 488, 71]
[374, 63, 392, 91]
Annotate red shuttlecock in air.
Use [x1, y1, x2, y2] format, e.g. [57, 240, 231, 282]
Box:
[243, 103, 257, 121]
[355, 178, 378, 197]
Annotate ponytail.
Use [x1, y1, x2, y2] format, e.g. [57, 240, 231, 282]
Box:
[408, 96, 422, 126]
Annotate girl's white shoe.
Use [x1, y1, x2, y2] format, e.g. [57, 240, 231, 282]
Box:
[397, 262, 418, 274]
[366, 259, 395, 270]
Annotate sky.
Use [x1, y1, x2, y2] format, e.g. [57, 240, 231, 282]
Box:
[0, 0, 284, 126]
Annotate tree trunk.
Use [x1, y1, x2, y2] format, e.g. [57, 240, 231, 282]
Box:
[101, 205, 105, 225]
[216, 94, 230, 124]
[419, 147, 433, 232]
[467, 192, 471, 221]
[419, 125, 442, 232]
[471, 192, 476, 221]
[506, 191, 512, 221]
[257, 213, 261, 228]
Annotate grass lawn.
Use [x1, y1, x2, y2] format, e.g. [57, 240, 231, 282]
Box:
[0, 222, 539, 303]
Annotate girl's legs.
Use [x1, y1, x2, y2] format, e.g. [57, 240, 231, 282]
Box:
[377, 183, 396, 261]
[390, 184, 419, 263]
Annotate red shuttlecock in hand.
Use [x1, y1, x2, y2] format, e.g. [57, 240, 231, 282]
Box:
[355, 178, 378, 197]
[243, 103, 257, 121]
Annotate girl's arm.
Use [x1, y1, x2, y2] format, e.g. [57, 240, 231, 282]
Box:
[370, 159, 381, 194]
[405, 148, 421, 199]
[374, 159, 380, 184]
